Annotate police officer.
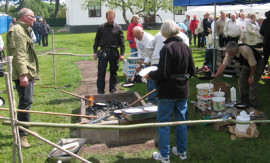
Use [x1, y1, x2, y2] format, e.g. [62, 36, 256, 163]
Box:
[93, 9, 125, 94]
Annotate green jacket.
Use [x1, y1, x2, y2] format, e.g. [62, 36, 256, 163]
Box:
[6, 21, 40, 81]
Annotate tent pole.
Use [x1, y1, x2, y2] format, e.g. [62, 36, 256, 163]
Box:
[213, 3, 217, 74]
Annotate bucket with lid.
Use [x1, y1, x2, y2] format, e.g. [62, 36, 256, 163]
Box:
[197, 95, 212, 111]
[212, 97, 225, 111]
[235, 110, 250, 133]
[196, 83, 214, 97]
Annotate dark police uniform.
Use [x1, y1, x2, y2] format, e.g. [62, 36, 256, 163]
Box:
[93, 22, 125, 94]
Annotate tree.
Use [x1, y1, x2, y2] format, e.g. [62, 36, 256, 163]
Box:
[5, 0, 9, 14]
[82, 0, 173, 24]
[53, 0, 60, 19]
[19, 0, 25, 9]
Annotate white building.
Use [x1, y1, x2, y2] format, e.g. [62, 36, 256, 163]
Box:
[65, 0, 189, 33]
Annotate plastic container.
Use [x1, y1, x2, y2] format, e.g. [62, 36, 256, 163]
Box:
[212, 97, 226, 111]
[196, 83, 214, 97]
[235, 110, 250, 133]
[213, 91, 225, 97]
[197, 95, 212, 111]
[230, 87, 236, 102]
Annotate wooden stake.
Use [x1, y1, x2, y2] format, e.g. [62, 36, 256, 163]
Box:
[18, 127, 91, 163]
[60, 90, 93, 102]
[129, 89, 157, 106]
[0, 108, 98, 119]
[5, 72, 23, 163]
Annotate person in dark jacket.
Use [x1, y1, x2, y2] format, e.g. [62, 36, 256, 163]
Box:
[93, 9, 125, 94]
[40, 20, 50, 47]
[32, 18, 41, 45]
[260, 10, 270, 68]
[145, 20, 195, 163]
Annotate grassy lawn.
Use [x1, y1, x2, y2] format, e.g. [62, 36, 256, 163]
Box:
[0, 29, 270, 162]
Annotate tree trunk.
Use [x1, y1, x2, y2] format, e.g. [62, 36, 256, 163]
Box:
[121, 0, 129, 24]
[5, 0, 9, 15]
[19, 0, 24, 9]
[54, 0, 60, 19]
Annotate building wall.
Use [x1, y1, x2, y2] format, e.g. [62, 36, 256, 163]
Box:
[66, 0, 191, 33]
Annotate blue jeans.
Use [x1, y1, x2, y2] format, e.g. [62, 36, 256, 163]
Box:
[147, 64, 158, 104]
[130, 48, 138, 57]
[193, 35, 197, 46]
[157, 98, 188, 158]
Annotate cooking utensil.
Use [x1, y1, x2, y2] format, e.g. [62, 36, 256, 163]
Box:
[122, 82, 135, 88]
[95, 102, 107, 107]
[0, 96, 5, 106]
[60, 90, 92, 102]
[40, 85, 72, 89]
[139, 66, 158, 77]
[129, 89, 157, 106]
[235, 103, 248, 109]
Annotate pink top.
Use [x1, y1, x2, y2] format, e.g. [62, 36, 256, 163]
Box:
[127, 22, 143, 48]
[190, 19, 200, 35]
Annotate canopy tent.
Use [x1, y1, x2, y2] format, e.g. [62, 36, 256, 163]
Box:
[185, 6, 226, 18]
[173, 0, 270, 6]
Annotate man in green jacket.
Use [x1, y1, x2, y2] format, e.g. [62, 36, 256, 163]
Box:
[6, 8, 39, 148]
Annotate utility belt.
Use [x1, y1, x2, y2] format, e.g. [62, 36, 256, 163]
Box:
[101, 47, 117, 51]
[168, 73, 190, 80]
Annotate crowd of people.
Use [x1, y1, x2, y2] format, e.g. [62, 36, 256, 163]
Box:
[1, 6, 270, 163]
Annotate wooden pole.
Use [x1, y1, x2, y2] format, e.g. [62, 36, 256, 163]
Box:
[0, 108, 98, 119]
[52, 30, 56, 84]
[129, 89, 157, 106]
[18, 127, 91, 163]
[5, 73, 23, 163]
[7, 56, 23, 163]
[4, 119, 269, 130]
[60, 90, 93, 102]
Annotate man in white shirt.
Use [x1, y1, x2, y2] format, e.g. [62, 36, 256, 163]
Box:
[133, 26, 156, 105]
[216, 11, 229, 47]
[239, 12, 249, 43]
[224, 13, 242, 44]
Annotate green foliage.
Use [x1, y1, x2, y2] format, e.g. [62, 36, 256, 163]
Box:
[82, 0, 173, 24]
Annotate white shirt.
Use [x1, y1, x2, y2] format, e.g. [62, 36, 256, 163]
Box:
[135, 31, 154, 63]
[224, 19, 242, 38]
[145, 32, 189, 65]
[239, 18, 249, 32]
[0, 35, 4, 51]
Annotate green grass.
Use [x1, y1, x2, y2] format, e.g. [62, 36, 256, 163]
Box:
[0, 30, 270, 162]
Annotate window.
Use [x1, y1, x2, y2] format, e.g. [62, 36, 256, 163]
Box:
[174, 6, 187, 15]
[88, 3, 101, 17]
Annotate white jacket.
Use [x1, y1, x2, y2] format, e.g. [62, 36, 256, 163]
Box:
[135, 31, 154, 63]
[246, 20, 261, 46]
[145, 32, 189, 65]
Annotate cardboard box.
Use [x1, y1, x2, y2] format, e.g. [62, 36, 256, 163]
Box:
[213, 82, 231, 100]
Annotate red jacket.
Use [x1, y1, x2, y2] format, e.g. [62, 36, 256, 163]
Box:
[190, 19, 199, 35]
[127, 22, 143, 48]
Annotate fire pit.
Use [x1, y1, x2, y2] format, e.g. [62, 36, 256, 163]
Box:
[72, 92, 158, 146]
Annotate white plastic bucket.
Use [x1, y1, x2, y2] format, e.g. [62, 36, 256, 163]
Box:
[236, 111, 250, 133]
[213, 91, 225, 97]
[212, 97, 225, 111]
[196, 83, 214, 97]
[197, 95, 212, 111]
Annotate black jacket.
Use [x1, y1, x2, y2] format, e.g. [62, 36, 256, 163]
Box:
[260, 18, 270, 45]
[149, 36, 195, 99]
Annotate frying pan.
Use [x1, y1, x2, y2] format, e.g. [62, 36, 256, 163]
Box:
[94, 102, 107, 107]
[122, 82, 135, 88]
[0, 96, 5, 106]
[234, 103, 248, 109]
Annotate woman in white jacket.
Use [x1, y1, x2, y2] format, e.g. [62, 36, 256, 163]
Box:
[246, 13, 261, 47]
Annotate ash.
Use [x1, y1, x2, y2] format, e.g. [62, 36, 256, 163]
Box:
[86, 101, 129, 117]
